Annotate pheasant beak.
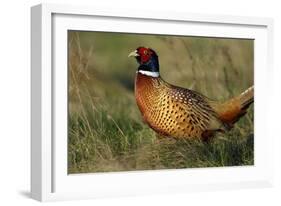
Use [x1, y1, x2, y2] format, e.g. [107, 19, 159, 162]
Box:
[128, 50, 139, 57]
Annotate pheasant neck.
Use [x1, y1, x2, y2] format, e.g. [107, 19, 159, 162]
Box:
[137, 55, 160, 75]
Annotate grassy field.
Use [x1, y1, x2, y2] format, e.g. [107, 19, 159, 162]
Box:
[68, 31, 254, 174]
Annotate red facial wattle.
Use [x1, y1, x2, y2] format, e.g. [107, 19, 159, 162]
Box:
[138, 47, 152, 64]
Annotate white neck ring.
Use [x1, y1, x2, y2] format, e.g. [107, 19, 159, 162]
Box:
[138, 70, 160, 77]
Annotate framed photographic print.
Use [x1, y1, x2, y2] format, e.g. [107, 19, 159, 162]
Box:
[31, 3, 274, 201]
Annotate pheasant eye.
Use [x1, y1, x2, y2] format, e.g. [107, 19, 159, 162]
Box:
[143, 50, 148, 55]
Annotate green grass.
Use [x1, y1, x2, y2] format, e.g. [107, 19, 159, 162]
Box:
[67, 31, 254, 174]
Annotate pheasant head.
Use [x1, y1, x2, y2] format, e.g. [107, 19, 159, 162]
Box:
[128, 47, 160, 77]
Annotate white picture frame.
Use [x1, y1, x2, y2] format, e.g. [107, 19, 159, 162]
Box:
[31, 3, 274, 202]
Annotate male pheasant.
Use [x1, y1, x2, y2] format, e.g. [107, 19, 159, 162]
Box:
[128, 47, 254, 141]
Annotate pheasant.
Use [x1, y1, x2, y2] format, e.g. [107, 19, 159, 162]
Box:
[128, 47, 254, 141]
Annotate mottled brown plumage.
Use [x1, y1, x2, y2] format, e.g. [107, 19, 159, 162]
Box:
[130, 47, 254, 140]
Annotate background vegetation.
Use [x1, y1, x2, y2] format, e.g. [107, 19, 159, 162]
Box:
[68, 31, 254, 174]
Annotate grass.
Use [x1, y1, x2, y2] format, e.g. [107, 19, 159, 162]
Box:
[67, 31, 254, 174]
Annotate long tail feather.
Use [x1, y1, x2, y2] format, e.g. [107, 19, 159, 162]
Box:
[212, 86, 254, 125]
[239, 86, 254, 110]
